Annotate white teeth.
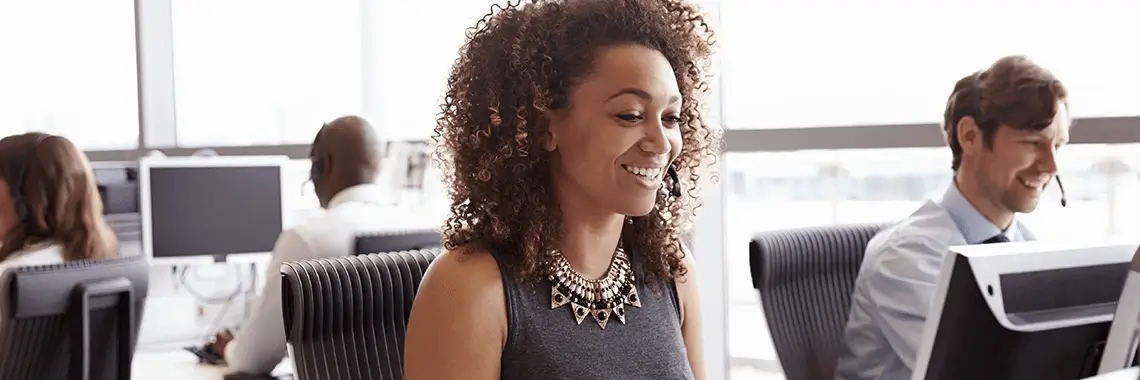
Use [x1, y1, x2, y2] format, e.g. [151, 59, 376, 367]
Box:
[1019, 178, 1044, 189]
[622, 165, 663, 180]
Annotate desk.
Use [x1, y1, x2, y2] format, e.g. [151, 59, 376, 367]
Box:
[133, 350, 293, 379]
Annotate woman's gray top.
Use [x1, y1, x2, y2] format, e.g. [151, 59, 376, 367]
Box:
[490, 249, 695, 380]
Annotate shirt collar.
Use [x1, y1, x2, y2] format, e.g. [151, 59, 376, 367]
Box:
[939, 182, 1013, 244]
[327, 184, 386, 209]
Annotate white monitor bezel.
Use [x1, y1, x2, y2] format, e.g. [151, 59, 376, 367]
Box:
[913, 240, 1140, 380]
[1099, 245, 1140, 374]
[950, 240, 1138, 332]
[138, 155, 291, 264]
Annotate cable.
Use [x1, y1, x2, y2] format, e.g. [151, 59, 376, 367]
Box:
[179, 264, 244, 303]
[201, 298, 235, 342]
[178, 264, 245, 341]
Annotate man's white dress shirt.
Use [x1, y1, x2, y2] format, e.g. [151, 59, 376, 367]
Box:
[834, 183, 1037, 380]
[225, 184, 393, 374]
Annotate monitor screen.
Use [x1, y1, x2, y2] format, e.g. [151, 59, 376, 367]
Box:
[353, 229, 442, 255]
[143, 163, 284, 259]
[93, 161, 140, 215]
[914, 241, 1139, 380]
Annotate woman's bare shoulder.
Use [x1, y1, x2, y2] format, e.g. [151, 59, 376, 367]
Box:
[406, 244, 507, 379]
[413, 244, 506, 320]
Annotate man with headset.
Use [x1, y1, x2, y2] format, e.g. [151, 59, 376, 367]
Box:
[201, 116, 390, 376]
[835, 55, 1073, 380]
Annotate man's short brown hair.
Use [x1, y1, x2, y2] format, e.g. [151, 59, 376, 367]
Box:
[942, 55, 1068, 171]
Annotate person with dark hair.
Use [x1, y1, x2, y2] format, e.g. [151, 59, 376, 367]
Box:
[0, 133, 118, 323]
[403, 0, 719, 379]
[201, 115, 390, 376]
[835, 55, 1072, 380]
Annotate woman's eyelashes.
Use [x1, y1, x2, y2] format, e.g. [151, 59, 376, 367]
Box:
[615, 112, 683, 127]
[616, 112, 643, 122]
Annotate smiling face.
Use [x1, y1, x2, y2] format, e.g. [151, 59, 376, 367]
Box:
[545, 44, 683, 217]
[962, 101, 1071, 215]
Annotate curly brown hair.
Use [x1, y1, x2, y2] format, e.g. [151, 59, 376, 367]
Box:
[432, 0, 719, 281]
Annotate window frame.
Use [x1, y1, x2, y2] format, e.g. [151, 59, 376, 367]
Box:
[86, 1, 1139, 379]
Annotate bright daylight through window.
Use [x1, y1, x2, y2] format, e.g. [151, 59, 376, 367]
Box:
[170, 0, 364, 147]
[0, 0, 140, 150]
[720, 1, 1140, 129]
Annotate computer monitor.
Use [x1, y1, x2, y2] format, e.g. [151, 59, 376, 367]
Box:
[913, 240, 1140, 380]
[0, 255, 150, 380]
[1101, 245, 1140, 374]
[353, 229, 442, 255]
[1086, 367, 1140, 380]
[139, 156, 290, 263]
[92, 161, 143, 256]
[92, 161, 140, 215]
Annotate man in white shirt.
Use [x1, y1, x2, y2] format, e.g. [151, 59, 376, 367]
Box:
[834, 55, 1073, 380]
[207, 116, 389, 375]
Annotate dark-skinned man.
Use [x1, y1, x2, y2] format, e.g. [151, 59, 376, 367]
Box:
[208, 115, 388, 376]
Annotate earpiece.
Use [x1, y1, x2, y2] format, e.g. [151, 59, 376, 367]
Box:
[309, 158, 324, 181]
[12, 135, 50, 223]
[666, 164, 681, 197]
[309, 124, 327, 181]
[1055, 175, 1067, 208]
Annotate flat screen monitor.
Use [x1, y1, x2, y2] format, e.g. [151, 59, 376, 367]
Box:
[92, 161, 139, 215]
[353, 229, 442, 255]
[139, 156, 289, 262]
[913, 240, 1140, 380]
[1101, 245, 1140, 374]
[1086, 367, 1140, 380]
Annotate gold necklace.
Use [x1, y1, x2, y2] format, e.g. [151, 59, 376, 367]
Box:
[547, 247, 641, 329]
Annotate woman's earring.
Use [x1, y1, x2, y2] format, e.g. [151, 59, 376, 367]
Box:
[626, 216, 634, 225]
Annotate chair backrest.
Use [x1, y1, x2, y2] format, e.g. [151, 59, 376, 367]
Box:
[281, 248, 440, 380]
[353, 230, 442, 256]
[0, 254, 150, 380]
[749, 223, 889, 380]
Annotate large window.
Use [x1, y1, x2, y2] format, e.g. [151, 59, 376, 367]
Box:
[170, 0, 364, 147]
[169, 0, 494, 146]
[725, 144, 1140, 376]
[0, 0, 140, 150]
[720, 1, 1140, 129]
[369, 1, 498, 142]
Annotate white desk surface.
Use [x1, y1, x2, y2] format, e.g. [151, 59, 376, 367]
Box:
[133, 350, 293, 379]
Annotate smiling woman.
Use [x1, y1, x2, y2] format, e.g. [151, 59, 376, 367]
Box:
[403, 0, 719, 379]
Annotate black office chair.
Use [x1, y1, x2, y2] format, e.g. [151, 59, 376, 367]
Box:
[353, 229, 442, 255]
[0, 254, 150, 380]
[749, 223, 890, 380]
[281, 249, 441, 380]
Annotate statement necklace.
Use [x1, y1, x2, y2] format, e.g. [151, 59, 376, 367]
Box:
[547, 247, 641, 329]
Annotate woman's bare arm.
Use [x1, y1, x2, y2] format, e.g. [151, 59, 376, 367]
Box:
[677, 245, 707, 380]
[404, 248, 508, 380]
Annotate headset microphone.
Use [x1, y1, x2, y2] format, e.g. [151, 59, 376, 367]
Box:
[666, 164, 681, 197]
[1055, 175, 1067, 208]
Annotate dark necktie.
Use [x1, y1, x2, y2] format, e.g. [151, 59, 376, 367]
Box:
[983, 234, 1011, 244]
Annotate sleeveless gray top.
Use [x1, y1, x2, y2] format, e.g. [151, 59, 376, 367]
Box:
[490, 250, 695, 380]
